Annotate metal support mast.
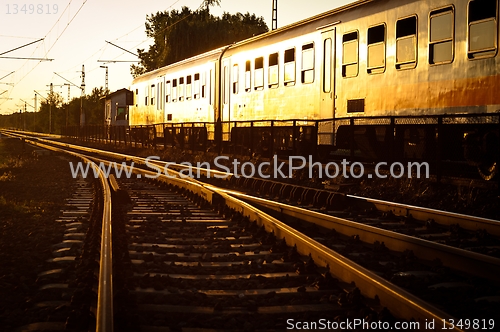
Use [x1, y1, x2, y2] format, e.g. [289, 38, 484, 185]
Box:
[80, 65, 85, 126]
[49, 83, 53, 133]
[272, 0, 278, 31]
[104, 66, 108, 92]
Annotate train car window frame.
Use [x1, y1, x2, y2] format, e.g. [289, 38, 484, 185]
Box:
[342, 31, 359, 78]
[208, 69, 212, 105]
[396, 15, 418, 70]
[284, 48, 296, 86]
[186, 75, 192, 100]
[367, 23, 386, 74]
[467, 0, 498, 59]
[178, 77, 185, 102]
[172, 79, 177, 102]
[254, 57, 264, 90]
[223, 65, 229, 104]
[323, 38, 332, 93]
[245, 60, 251, 92]
[301, 42, 315, 84]
[232, 64, 239, 94]
[144, 85, 149, 106]
[268, 52, 279, 88]
[157, 82, 163, 110]
[201, 72, 207, 99]
[150, 84, 155, 106]
[194, 73, 200, 99]
[166, 80, 171, 103]
[429, 6, 455, 65]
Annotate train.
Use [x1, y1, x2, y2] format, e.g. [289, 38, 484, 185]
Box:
[127, 0, 500, 179]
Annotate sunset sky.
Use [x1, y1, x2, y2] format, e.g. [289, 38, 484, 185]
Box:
[0, 0, 353, 115]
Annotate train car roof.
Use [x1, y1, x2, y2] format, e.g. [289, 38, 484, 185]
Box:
[132, 0, 375, 84]
[132, 46, 227, 84]
[232, 0, 374, 47]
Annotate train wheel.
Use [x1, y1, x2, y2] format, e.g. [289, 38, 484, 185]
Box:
[478, 161, 497, 180]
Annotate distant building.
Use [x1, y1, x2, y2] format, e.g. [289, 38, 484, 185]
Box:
[103, 88, 133, 126]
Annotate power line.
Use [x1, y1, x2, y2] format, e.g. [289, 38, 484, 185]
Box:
[0, 71, 15, 81]
[0, 38, 44, 56]
[1, 0, 88, 108]
[105, 41, 138, 57]
[0, 57, 53, 61]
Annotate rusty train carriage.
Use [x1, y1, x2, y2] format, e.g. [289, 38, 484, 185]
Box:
[128, 0, 500, 178]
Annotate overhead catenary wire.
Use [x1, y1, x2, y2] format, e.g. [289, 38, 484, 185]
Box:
[0, 0, 88, 110]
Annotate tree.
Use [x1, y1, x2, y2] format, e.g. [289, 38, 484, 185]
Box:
[131, 2, 268, 77]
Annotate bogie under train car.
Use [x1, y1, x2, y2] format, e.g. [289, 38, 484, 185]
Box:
[129, 0, 500, 179]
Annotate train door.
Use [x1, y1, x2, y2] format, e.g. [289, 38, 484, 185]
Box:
[319, 28, 336, 145]
[163, 76, 168, 123]
[221, 58, 231, 141]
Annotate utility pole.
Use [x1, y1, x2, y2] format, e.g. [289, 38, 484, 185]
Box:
[64, 83, 70, 127]
[100, 66, 108, 93]
[80, 64, 86, 126]
[34, 93, 37, 131]
[64, 83, 70, 102]
[48, 83, 53, 133]
[34, 90, 48, 132]
[272, 0, 278, 31]
[53, 72, 83, 127]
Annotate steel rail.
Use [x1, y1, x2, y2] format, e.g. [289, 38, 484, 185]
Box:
[346, 194, 500, 236]
[214, 190, 461, 331]
[4, 130, 498, 232]
[216, 189, 500, 282]
[6, 129, 497, 236]
[4, 131, 493, 330]
[66, 153, 463, 330]
[1, 131, 114, 332]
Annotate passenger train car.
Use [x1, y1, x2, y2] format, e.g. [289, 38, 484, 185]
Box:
[129, 0, 499, 178]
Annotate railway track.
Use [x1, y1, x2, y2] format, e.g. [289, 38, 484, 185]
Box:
[0, 137, 112, 331]
[3, 130, 499, 331]
[111, 177, 392, 330]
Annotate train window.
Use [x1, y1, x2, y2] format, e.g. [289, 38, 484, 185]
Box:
[166, 80, 171, 103]
[178, 77, 184, 101]
[284, 48, 295, 85]
[367, 24, 386, 74]
[396, 16, 418, 69]
[245, 61, 251, 92]
[172, 79, 177, 102]
[254, 57, 264, 90]
[429, 7, 454, 64]
[223, 65, 229, 104]
[301, 43, 314, 84]
[150, 84, 155, 106]
[167, 114, 172, 121]
[342, 31, 358, 78]
[232, 65, 239, 94]
[269, 52, 279, 88]
[201, 72, 206, 99]
[186, 75, 192, 100]
[208, 70, 212, 104]
[468, 0, 497, 59]
[144, 86, 149, 106]
[194, 73, 200, 99]
[323, 38, 332, 93]
[157, 82, 162, 110]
